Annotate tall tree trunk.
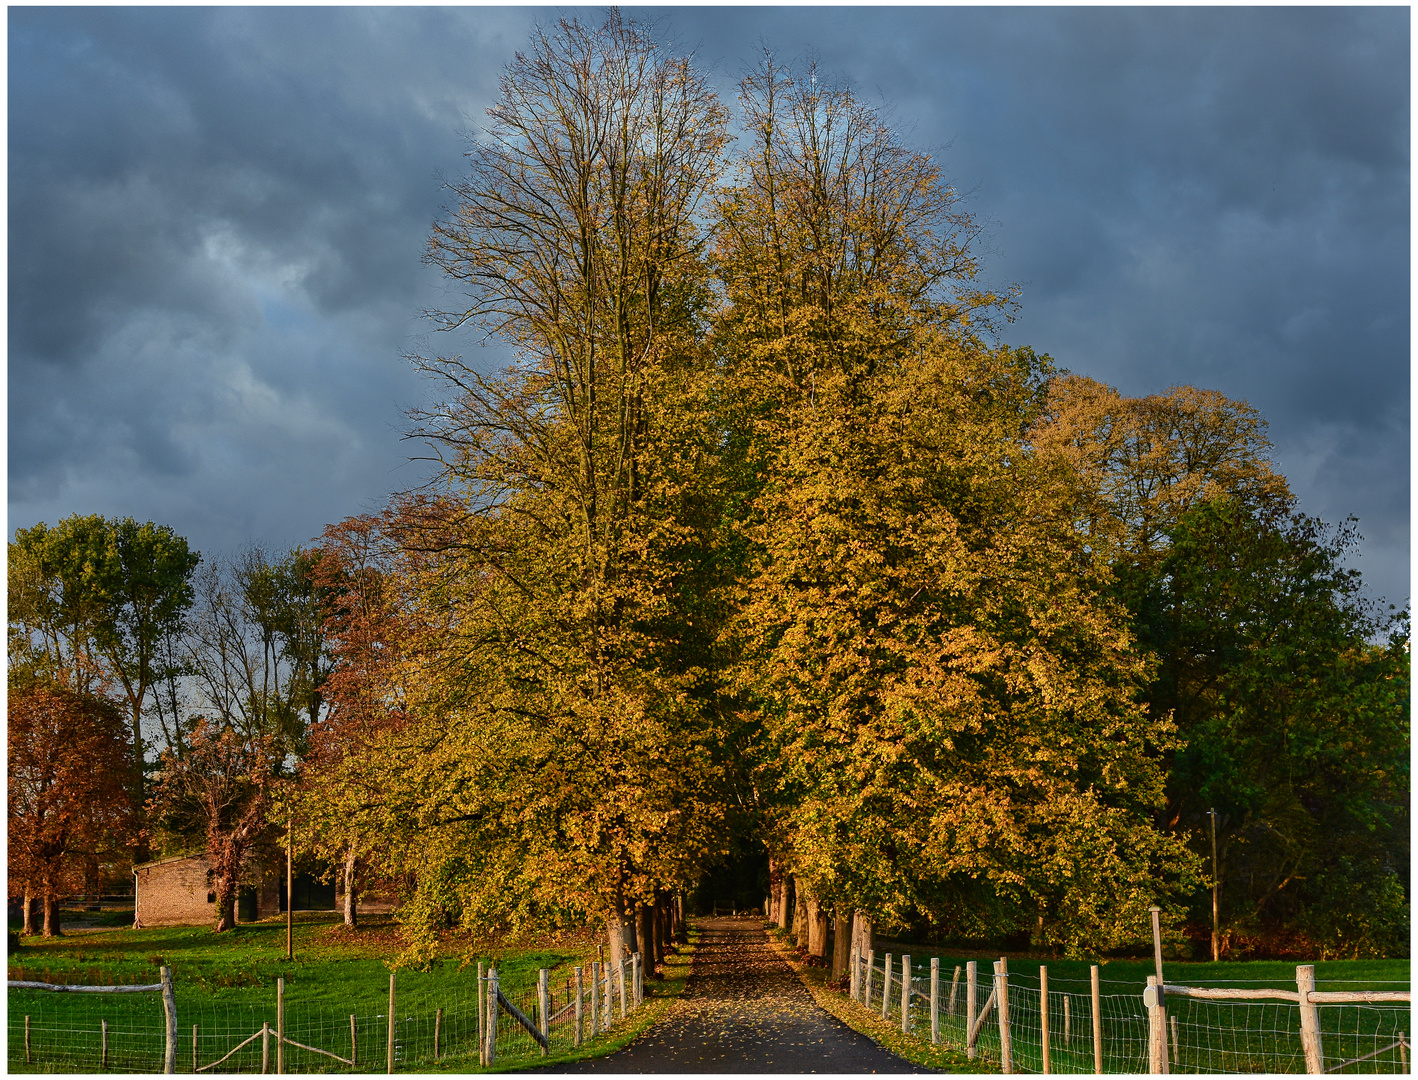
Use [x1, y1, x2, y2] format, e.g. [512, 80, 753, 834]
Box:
[41, 891, 61, 938]
[806, 896, 829, 958]
[22, 887, 37, 935]
[635, 904, 654, 975]
[342, 846, 358, 929]
[767, 855, 784, 925]
[832, 912, 851, 980]
[607, 904, 636, 966]
[851, 910, 875, 957]
[793, 878, 810, 948]
[782, 874, 795, 935]
[674, 893, 687, 943]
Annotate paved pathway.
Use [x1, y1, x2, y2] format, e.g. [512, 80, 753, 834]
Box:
[554, 916, 923, 1073]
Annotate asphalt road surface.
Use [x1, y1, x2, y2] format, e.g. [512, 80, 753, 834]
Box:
[552, 916, 924, 1073]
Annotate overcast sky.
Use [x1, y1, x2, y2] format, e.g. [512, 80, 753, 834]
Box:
[9, 6, 1410, 609]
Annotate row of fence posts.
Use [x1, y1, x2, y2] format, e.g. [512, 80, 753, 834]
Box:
[13, 952, 648, 1075]
[475, 951, 644, 1068]
[849, 947, 1107, 1074]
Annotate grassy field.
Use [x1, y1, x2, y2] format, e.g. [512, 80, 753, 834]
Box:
[8, 910, 685, 1074]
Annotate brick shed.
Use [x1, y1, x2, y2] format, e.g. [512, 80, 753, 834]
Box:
[133, 852, 343, 927]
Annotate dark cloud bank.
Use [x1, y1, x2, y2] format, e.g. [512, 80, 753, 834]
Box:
[9, 7, 1409, 608]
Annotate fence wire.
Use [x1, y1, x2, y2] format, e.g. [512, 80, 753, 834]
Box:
[851, 955, 1409, 1074]
[9, 959, 643, 1073]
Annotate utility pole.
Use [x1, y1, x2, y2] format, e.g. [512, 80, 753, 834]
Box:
[286, 815, 294, 961]
[1208, 808, 1219, 962]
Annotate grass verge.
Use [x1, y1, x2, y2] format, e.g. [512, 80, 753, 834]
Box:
[765, 927, 981, 1073]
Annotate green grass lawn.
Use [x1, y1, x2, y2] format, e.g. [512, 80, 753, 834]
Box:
[8, 912, 671, 1074]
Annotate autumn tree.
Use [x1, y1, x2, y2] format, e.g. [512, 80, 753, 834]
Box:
[401, 11, 733, 961]
[148, 719, 278, 932]
[8, 683, 135, 936]
[8, 515, 200, 788]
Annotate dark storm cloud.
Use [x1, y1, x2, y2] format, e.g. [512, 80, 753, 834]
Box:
[9, 7, 1409, 608]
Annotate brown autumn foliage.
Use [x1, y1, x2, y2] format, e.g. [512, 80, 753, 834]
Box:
[8, 683, 135, 936]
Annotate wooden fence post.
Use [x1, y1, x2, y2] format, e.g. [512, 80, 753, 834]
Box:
[949, 964, 961, 1018]
[996, 959, 1012, 1074]
[850, 946, 860, 1002]
[966, 961, 978, 1061]
[575, 966, 584, 1047]
[190, 1022, 196, 1073]
[161, 965, 177, 1075]
[1064, 995, 1071, 1047]
[1296, 965, 1325, 1074]
[930, 957, 940, 1044]
[538, 969, 550, 1055]
[1091, 964, 1102, 1074]
[618, 960, 627, 1020]
[261, 1023, 270, 1074]
[1040, 966, 1051, 1074]
[590, 962, 600, 1036]
[387, 972, 396, 1074]
[484, 969, 498, 1065]
[865, 949, 875, 1009]
[277, 977, 285, 1075]
[350, 1015, 357, 1069]
[881, 953, 894, 1020]
[1146, 975, 1162, 1074]
[901, 955, 912, 1033]
[477, 962, 485, 1067]
[25, 1015, 32, 1064]
[434, 1007, 443, 1062]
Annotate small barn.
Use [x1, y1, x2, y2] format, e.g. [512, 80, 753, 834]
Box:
[133, 852, 336, 927]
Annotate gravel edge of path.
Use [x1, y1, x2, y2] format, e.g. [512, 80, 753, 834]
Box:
[762, 932, 985, 1075]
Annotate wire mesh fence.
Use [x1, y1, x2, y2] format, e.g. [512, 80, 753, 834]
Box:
[9, 955, 647, 1073]
[849, 951, 1410, 1074]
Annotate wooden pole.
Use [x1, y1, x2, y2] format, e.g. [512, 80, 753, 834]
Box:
[575, 966, 584, 1047]
[866, 949, 876, 1010]
[477, 962, 485, 1066]
[901, 955, 912, 1033]
[881, 952, 894, 1019]
[25, 1015, 31, 1063]
[1149, 906, 1169, 1075]
[386, 972, 395, 1074]
[1147, 975, 1162, 1074]
[1064, 994, 1071, 1047]
[949, 964, 961, 1018]
[618, 959, 627, 1020]
[1399, 1032, 1407, 1072]
[930, 957, 940, 1044]
[105, 1018, 112, 1071]
[161, 965, 177, 1074]
[1296, 965, 1325, 1074]
[484, 968, 497, 1065]
[538, 968, 550, 1055]
[276, 977, 285, 1075]
[590, 962, 600, 1037]
[966, 961, 978, 1061]
[261, 1023, 270, 1075]
[286, 817, 293, 962]
[850, 946, 860, 1001]
[1041, 966, 1051, 1074]
[350, 1015, 357, 1069]
[434, 1007, 443, 1062]
[1170, 1014, 1180, 1069]
[996, 958, 1012, 1074]
[1091, 964, 1103, 1074]
[1209, 808, 1220, 962]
